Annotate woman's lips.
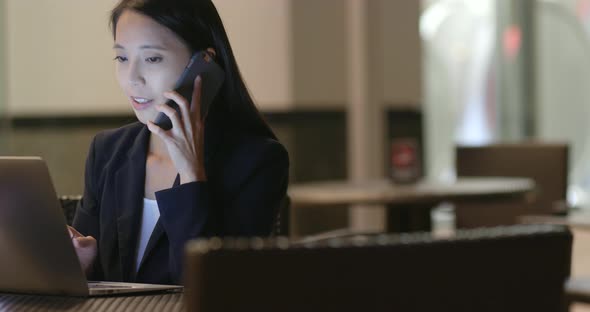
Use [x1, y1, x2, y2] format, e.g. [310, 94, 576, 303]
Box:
[130, 96, 154, 111]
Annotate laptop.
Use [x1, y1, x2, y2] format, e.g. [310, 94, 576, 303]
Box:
[0, 157, 182, 296]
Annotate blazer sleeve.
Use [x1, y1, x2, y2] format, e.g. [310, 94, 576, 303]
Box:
[155, 140, 289, 283]
[72, 135, 104, 280]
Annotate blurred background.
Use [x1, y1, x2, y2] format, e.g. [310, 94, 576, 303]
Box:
[1, 0, 590, 236]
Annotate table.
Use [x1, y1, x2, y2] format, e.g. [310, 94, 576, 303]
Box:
[567, 278, 590, 305]
[288, 177, 535, 233]
[0, 291, 184, 312]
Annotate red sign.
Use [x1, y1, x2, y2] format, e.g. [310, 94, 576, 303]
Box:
[391, 138, 421, 184]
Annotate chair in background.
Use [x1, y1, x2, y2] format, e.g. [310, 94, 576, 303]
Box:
[455, 143, 568, 228]
[184, 224, 572, 312]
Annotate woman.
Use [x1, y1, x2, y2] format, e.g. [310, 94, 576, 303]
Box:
[69, 0, 289, 285]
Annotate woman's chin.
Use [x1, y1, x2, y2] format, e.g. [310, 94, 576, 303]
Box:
[133, 110, 158, 126]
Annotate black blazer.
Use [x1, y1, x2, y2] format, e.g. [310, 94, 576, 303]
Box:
[73, 121, 289, 285]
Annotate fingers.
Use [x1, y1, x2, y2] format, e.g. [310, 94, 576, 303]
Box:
[147, 120, 173, 141]
[73, 236, 97, 248]
[67, 226, 83, 239]
[155, 100, 183, 132]
[68, 226, 94, 243]
[69, 227, 96, 249]
[191, 76, 203, 122]
[163, 91, 191, 130]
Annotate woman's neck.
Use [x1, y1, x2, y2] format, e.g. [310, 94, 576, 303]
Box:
[148, 133, 169, 160]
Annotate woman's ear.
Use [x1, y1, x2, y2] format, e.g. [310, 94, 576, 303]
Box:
[206, 47, 217, 58]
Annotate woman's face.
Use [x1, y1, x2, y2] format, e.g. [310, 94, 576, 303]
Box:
[113, 10, 192, 124]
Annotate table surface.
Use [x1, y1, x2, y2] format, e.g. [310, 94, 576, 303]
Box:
[567, 277, 590, 304]
[288, 177, 535, 206]
[0, 291, 184, 312]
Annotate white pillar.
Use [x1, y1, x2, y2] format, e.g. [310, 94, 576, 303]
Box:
[1, 0, 14, 154]
[0, 0, 6, 115]
[347, 0, 386, 232]
[0, 0, 9, 144]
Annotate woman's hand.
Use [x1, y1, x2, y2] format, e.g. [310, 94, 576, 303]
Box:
[67, 226, 97, 277]
[147, 76, 207, 184]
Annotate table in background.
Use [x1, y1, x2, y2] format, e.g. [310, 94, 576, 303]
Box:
[288, 177, 535, 234]
[0, 292, 183, 312]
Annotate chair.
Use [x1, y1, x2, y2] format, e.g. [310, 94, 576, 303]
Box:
[517, 215, 590, 309]
[272, 196, 291, 237]
[455, 143, 568, 228]
[184, 224, 572, 312]
[59, 194, 290, 236]
[59, 195, 82, 225]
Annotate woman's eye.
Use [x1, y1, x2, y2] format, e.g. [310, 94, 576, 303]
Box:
[146, 57, 163, 64]
[113, 56, 127, 62]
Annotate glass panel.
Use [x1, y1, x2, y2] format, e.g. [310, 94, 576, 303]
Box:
[421, 0, 499, 181]
[423, 0, 590, 209]
[536, 0, 590, 208]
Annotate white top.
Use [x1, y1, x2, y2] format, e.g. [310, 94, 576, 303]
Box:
[136, 198, 161, 272]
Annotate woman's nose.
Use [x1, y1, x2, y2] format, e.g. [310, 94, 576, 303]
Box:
[128, 76, 145, 86]
[127, 62, 145, 86]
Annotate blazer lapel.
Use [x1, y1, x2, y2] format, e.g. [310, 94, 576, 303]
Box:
[115, 126, 150, 282]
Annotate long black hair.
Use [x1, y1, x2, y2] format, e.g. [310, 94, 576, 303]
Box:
[111, 0, 277, 140]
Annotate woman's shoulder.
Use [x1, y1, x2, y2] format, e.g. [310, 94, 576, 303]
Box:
[92, 122, 145, 151]
[210, 131, 289, 193]
[229, 132, 288, 161]
[89, 122, 146, 168]
[216, 132, 289, 177]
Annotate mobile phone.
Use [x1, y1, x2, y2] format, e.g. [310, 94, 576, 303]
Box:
[154, 50, 225, 130]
